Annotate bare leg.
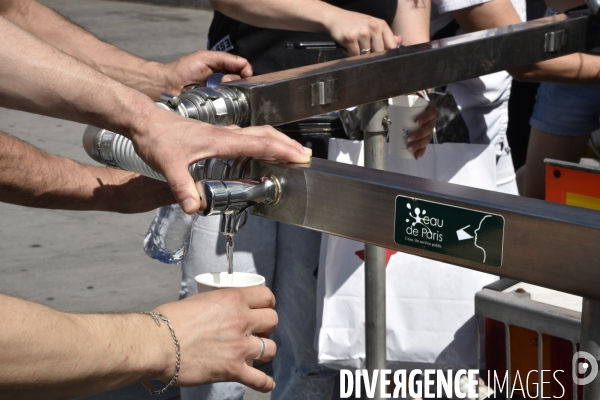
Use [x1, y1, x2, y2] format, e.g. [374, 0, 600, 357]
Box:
[516, 166, 525, 195]
[522, 127, 590, 199]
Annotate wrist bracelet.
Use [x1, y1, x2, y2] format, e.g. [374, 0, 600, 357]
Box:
[141, 311, 181, 396]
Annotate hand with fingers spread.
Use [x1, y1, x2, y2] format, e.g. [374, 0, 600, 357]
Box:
[322, 9, 402, 56]
[407, 101, 438, 160]
[130, 107, 312, 214]
[152, 287, 278, 392]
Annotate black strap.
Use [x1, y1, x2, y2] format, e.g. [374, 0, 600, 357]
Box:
[431, 19, 461, 41]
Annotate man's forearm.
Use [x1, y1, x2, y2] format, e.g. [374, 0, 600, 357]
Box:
[0, 10, 312, 214]
[0, 0, 167, 99]
[209, 0, 335, 33]
[0, 15, 157, 140]
[0, 131, 174, 213]
[0, 294, 170, 400]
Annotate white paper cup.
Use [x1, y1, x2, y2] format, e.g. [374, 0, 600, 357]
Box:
[388, 94, 429, 158]
[195, 271, 265, 294]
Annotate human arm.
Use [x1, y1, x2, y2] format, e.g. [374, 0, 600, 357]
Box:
[209, 0, 402, 55]
[0, 131, 175, 213]
[0, 0, 253, 99]
[390, 0, 437, 159]
[0, 16, 311, 213]
[451, 0, 600, 84]
[392, 0, 431, 45]
[545, 0, 584, 12]
[0, 286, 277, 399]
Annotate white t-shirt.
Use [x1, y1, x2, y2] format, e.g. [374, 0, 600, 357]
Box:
[431, 0, 527, 193]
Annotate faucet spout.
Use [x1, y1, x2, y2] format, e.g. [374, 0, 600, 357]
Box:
[201, 175, 281, 235]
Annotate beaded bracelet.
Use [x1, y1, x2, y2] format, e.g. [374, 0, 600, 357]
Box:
[141, 311, 181, 395]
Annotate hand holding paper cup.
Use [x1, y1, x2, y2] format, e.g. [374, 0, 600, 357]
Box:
[388, 94, 429, 159]
[195, 272, 269, 366]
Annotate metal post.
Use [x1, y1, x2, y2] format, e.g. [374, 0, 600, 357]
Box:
[581, 298, 600, 399]
[360, 100, 389, 400]
[573, 342, 579, 400]
[538, 332, 543, 398]
[506, 325, 512, 399]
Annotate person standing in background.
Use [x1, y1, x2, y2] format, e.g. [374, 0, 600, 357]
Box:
[518, 3, 600, 199]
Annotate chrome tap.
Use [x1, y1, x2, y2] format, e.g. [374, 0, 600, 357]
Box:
[201, 175, 281, 235]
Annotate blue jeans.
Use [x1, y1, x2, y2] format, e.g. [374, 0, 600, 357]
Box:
[530, 82, 600, 136]
[179, 215, 339, 400]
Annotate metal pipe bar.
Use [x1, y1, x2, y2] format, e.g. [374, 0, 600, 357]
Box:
[250, 158, 600, 300]
[225, 14, 599, 126]
[474, 289, 581, 343]
[360, 101, 388, 400]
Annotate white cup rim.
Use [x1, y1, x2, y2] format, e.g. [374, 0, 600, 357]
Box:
[389, 94, 429, 108]
[390, 97, 429, 108]
[195, 272, 265, 289]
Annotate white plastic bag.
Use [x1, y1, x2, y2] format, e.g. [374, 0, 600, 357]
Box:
[316, 138, 499, 369]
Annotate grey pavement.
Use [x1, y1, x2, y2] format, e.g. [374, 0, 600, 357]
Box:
[0, 1, 266, 399]
[110, 0, 212, 10]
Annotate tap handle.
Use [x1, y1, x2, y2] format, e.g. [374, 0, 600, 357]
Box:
[200, 176, 280, 217]
[202, 180, 230, 216]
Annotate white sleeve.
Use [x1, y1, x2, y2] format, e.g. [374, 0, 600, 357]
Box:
[432, 0, 493, 14]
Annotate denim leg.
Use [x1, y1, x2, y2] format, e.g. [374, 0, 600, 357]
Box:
[180, 382, 247, 400]
[271, 223, 339, 400]
[179, 214, 277, 400]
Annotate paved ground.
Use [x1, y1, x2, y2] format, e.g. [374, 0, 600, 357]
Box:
[110, 0, 212, 10]
[0, 1, 266, 399]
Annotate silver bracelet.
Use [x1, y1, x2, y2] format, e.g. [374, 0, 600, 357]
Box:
[141, 311, 181, 396]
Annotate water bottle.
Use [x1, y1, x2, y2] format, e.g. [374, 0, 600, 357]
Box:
[143, 204, 198, 264]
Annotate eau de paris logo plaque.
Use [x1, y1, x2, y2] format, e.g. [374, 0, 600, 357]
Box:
[394, 196, 505, 267]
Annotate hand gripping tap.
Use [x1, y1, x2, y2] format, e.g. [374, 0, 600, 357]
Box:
[82, 85, 280, 236]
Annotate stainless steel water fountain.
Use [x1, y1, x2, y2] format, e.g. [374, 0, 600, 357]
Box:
[84, 13, 600, 399]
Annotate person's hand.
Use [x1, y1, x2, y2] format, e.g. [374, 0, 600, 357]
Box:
[322, 9, 402, 56]
[161, 51, 253, 96]
[131, 107, 312, 213]
[152, 286, 278, 391]
[408, 101, 437, 160]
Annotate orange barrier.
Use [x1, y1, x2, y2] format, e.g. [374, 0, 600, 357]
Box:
[545, 160, 600, 209]
[483, 160, 599, 399]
